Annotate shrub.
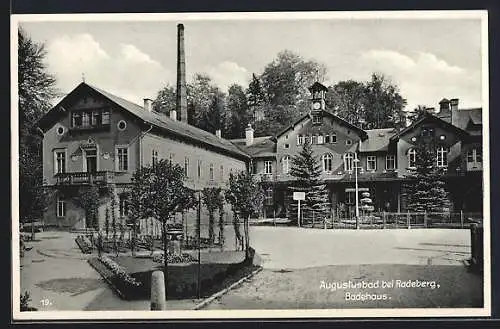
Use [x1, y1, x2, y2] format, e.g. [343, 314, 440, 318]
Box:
[99, 255, 142, 287]
[75, 235, 93, 254]
[152, 252, 197, 264]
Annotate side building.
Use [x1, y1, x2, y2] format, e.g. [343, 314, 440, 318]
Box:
[37, 82, 249, 230]
[232, 82, 483, 220]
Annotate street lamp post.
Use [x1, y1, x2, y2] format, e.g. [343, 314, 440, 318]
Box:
[353, 154, 360, 230]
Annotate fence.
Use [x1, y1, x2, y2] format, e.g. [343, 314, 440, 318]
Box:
[290, 210, 483, 230]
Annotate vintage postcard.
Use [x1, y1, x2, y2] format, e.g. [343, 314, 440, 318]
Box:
[11, 10, 490, 320]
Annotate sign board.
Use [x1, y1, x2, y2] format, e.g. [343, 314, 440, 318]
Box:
[293, 192, 306, 201]
[345, 187, 369, 192]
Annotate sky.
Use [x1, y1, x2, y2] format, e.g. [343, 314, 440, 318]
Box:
[17, 13, 484, 112]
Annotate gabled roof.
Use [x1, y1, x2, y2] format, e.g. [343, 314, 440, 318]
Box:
[230, 136, 276, 158]
[359, 128, 397, 152]
[308, 81, 328, 92]
[452, 108, 482, 130]
[275, 110, 368, 140]
[389, 113, 469, 142]
[37, 83, 250, 160]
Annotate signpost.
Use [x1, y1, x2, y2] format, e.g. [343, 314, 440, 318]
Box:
[293, 192, 306, 228]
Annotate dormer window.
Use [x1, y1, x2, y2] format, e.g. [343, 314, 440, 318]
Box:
[312, 114, 322, 125]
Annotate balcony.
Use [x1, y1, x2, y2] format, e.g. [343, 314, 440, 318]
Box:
[55, 171, 115, 185]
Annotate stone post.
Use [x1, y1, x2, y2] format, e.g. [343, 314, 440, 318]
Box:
[150, 271, 166, 310]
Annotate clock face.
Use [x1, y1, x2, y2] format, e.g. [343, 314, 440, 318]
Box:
[313, 102, 321, 110]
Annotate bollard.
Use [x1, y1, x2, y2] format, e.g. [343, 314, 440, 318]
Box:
[150, 271, 166, 310]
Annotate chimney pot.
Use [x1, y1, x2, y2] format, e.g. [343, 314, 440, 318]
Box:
[450, 98, 459, 110]
[144, 98, 153, 112]
[215, 129, 221, 138]
[170, 109, 177, 120]
[245, 124, 254, 146]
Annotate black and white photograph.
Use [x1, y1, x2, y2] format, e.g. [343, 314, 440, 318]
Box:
[11, 11, 490, 319]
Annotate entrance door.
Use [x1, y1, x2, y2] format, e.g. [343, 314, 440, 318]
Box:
[85, 149, 97, 173]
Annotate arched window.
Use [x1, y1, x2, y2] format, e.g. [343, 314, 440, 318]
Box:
[282, 155, 290, 174]
[436, 146, 448, 167]
[408, 148, 416, 168]
[322, 153, 333, 172]
[344, 153, 354, 172]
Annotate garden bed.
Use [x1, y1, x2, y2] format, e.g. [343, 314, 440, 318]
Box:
[75, 235, 93, 254]
[89, 249, 258, 300]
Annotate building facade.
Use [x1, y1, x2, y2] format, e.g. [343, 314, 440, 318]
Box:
[234, 82, 483, 220]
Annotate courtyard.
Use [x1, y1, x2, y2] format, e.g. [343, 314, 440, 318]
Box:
[18, 226, 482, 311]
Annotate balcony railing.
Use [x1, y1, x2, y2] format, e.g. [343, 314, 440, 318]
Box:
[55, 171, 115, 185]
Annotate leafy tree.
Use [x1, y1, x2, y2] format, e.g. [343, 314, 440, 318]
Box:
[153, 83, 177, 117]
[187, 74, 222, 131]
[225, 84, 251, 138]
[225, 170, 265, 258]
[18, 27, 58, 224]
[288, 141, 330, 225]
[363, 73, 407, 129]
[404, 139, 451, 213]
[325, 80, 366, 127]
[201, 187, 223, 246]
[407, 105, 434, 124]
[216, 191, 225, 250]
[129, 159, 196, 289]
[74, 185, 100, 229]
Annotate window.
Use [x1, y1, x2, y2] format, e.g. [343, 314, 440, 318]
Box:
[325, 135, 330, 144]
[284, 143, 290, 149]
[345, 191, 355, 205]
[56, 197, 66, 217]
[331, 134, 337, 143]
[72, 112, 82, 127]
[116, 146, 129, 171]
[318, 135, 324, 144]
[56, 126, 65, 136]
[467, 148, 482, 163]
[386, 155, 395, 170]
[117, 120, 127, 131]
[344, 153, 354, 172]
[312, 135, 318, 145]
[265, 188, 273, 205]
[184, 157, 189, 177]
[209, 163, 214, 181]
[264, 161, 273, 175]
[408, 148, 416, 168]
[312, 115, 322, 124]
[282, 156, 290, 174]
[421, 127, 435, 138]
[82, 112, 90, 127]
[54, 150, 66, 174]
[198, 160, 202, 178]
[220, 165, 224, 180]
[304, 135, 310, 144]
[119, 194, 129, 217]
[297, 135, 304, 146]
[152, 149, 159, 166]
[322, 153, 333, 172]
[102, 111, 110, 125]
[436, 146, 448, 167]
[346, 139, 352, 146]
[367, 156, 377, 171]
[91, 111, 100, 126]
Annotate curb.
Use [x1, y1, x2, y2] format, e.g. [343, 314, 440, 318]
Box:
[193, 266, 263, 310]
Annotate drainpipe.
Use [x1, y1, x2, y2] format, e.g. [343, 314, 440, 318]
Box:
[138, 124, 154, 168]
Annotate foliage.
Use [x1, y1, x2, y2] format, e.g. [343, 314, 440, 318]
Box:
[225, 170, 265, 256]
[202, 187, 223, 245]
[216, 190, 225, 249]
[288, 141, 331, 224]
[225, 84, 251, 138]
[404, 139, 451, 213]
[20, 291, 32, 311]
[152, 252, 197, 264]
[74, 185, 100, 229]
[104, 207, 110, 238]
[99, 255, 142, 287]
[75, 235, 93, 254]
[326, 73, 407, 129]
[407, 105, 435, 124]
[18, 27, 58, 223]
[153, 83, 177, 116]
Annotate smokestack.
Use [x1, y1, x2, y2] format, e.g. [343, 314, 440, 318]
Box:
[169, 109, 177, 120]
[245, 124, 254, 146]
[144, 98, 153, 112]
[176, 23, 188, 123]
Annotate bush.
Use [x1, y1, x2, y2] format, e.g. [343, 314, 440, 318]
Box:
[20, 291, 37, 311]
[99, 255, 142, 287]
[75, 235, 93, 254]
[152, 252, 197, 264]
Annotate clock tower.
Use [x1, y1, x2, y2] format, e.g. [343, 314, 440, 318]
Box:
[308, 81, 328, 113]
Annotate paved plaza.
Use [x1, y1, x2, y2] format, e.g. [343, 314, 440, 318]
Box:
[18, 227, 481, 311]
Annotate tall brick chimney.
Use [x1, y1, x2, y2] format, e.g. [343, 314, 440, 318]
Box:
[176, 23, 188, 123]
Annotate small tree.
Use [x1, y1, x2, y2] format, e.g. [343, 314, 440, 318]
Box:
[404, 139, 451, 214]
[75, 184, 100, 230]
[202, 187, 223, 247]
[289, 141, 330, 225]
[129, 159, 196, 290]
[225, 170, 265, 259]
[215, 191, 225, 249]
